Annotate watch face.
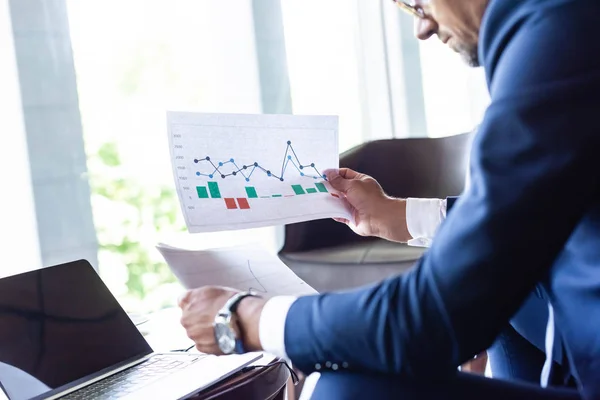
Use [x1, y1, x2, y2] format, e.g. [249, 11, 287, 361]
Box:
[214, 321, 236, 354]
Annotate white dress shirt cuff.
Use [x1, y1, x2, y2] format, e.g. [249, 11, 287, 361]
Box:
[406, 198, 447, 248]
[258, 296, 297, 359]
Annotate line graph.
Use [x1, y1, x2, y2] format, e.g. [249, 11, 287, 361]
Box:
[247, 260, 267, 294]
[193, 141, 326, 182]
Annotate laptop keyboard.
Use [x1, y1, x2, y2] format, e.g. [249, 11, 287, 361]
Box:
[62, 354, 206, 399]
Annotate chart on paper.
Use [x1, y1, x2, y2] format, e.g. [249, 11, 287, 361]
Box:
[168, 112, 352, 232]
[156, 243, 318, 297]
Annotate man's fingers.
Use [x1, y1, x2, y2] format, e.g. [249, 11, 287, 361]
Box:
[325, 168, 367, 193]
[178, 290, 192, 308]
[326, 170, 352, 193]
[333, 217, 350, 225]
[196, 343, 221, 356]
[177, 286, 248, 357]
[337, 168, 361, 180]
[322, 168, 338, 178]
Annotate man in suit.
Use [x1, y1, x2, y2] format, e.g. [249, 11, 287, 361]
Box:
[379, 192, 566, 382]
[179, 0, 600, 398]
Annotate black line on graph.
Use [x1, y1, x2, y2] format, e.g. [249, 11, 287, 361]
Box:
[193, 141, 327, 182]
[247, 260, 267, 293]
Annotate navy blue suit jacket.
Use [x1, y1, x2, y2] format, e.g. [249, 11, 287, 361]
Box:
[283, 0, 600, 398]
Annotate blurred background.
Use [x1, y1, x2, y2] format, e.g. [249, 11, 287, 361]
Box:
[0, 0, 489, 314]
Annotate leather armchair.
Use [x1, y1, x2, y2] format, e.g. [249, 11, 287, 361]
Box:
[279, 132, 474, 293]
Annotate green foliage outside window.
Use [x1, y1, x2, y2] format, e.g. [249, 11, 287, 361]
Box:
[87, 141, 185, 313]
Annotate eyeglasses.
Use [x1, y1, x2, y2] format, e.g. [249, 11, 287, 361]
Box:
[392, 0, 426, 19]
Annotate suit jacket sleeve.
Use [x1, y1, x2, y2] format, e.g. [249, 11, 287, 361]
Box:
[282, 2, 600, 377]
[446, 196, 459, 213]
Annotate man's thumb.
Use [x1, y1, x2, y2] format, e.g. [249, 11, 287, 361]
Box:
[326, 170, 350, 193]
[178, 290, 192, 308]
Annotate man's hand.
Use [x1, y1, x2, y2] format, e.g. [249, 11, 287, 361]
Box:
[179, 286, 267, 354]
[461, 352, 488, 375]
[326, 168, 412, 242]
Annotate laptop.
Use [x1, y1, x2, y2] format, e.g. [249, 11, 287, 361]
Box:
[0, 260, 261, 400]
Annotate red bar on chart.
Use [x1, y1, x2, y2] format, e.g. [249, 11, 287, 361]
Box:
[237, 198, 250, 210]
[331, 193, 340, 198]
[224, 198, 238, 209]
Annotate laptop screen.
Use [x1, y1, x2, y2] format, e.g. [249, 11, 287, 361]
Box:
[0, 260, 153, 400]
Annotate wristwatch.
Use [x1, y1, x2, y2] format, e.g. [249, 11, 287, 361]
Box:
[213, 292, 257, 355]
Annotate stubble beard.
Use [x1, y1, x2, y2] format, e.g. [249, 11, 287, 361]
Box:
[459, 43, 481, 67]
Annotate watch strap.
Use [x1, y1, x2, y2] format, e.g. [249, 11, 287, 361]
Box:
[222, 292, 257, 314]
[234, 339, 245, 354]
[217, 292, 258, 355]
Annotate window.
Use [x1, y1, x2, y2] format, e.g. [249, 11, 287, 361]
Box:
[5, 0, 490, 314]
[419, 38, 490, 137]
[281, 0, 364, 152]
[67, 0, 275, 313]
[0, 1, 41, 277]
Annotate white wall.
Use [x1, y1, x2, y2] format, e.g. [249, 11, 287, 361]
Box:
[0, 0, 41, 277]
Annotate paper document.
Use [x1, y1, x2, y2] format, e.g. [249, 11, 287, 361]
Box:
[156, 243, 317, 297]
[167, 112, 352, 232]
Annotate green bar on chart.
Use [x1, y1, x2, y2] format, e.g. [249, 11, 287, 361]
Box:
[245, 187, 258, 198]
[208, 182, 222, 198]
[196, 186, 209, 199]
[315, 182, 328, 193]
[292, 185, 306, 195]
[306, 188, 317, 194]
[272, 194, 283, 198]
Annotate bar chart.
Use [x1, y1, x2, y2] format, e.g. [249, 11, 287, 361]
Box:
[194, 180, 339, 210]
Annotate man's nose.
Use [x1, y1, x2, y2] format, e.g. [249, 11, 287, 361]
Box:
[414, 17, 437, 40]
